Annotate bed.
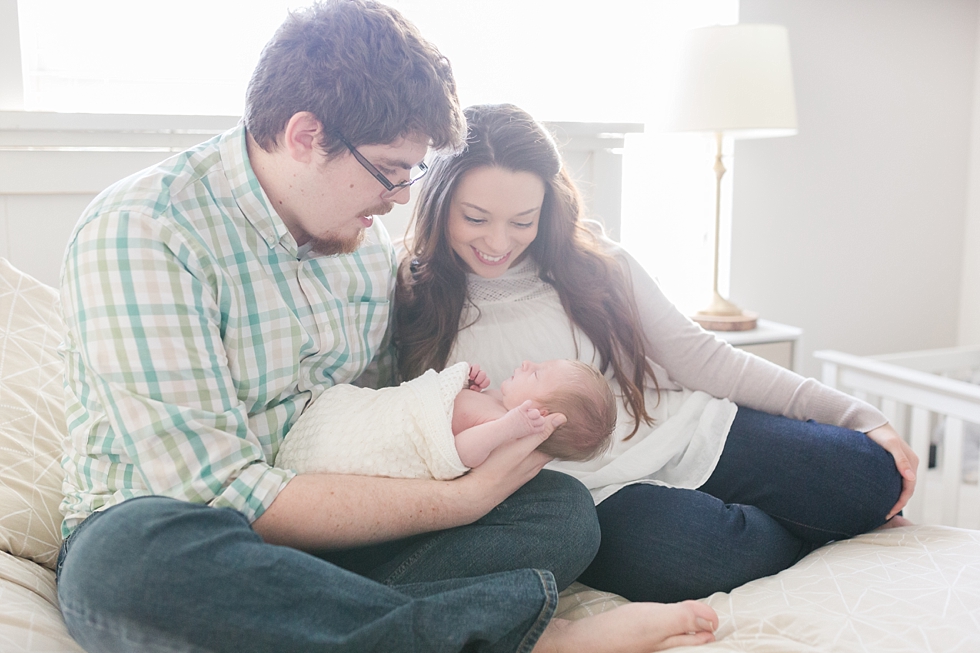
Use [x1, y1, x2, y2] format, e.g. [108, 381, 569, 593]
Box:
[2, 257, 979, 652]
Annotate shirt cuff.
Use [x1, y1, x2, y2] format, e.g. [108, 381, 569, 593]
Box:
[209, 461, 295, 524]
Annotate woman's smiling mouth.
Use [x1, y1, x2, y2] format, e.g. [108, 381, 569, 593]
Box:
[473, 247, 509, 265]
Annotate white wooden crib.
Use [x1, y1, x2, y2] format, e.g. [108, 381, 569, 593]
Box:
[815, 346, 980, 529]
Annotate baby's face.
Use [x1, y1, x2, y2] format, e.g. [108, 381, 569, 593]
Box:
[499, 359, 578, 411]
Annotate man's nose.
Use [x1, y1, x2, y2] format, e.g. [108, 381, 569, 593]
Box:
[383, 185, 411, 205]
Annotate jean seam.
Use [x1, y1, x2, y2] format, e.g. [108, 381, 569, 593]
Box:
[56, 506, 107, 582]
[381, 530, 449, 586]
[515, 570, 557, 653]
[767, 511, 854, 539]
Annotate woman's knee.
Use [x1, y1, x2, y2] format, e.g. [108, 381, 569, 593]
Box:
[803, 423, 903, 535]
[717, 409, 904, 537]
[843, 435, 904, 530]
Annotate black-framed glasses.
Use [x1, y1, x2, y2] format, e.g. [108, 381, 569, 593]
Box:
[335, 133, 428, 197]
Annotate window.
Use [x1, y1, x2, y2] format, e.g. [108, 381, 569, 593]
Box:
[15, 0, 302, 115]
[7, 0, 737, 311]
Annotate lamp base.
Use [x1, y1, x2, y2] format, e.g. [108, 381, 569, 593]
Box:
[692, 311, 759, 331]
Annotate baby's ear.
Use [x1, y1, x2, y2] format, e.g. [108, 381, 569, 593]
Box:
[537, 407, 549, 416]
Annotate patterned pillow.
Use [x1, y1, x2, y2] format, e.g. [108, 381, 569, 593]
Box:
[0, 259, 66, 570]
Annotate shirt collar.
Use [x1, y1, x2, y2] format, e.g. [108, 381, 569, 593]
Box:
[219, 123, 300, 255]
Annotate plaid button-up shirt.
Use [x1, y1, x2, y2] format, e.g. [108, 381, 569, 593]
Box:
[59, 125, 396, 537]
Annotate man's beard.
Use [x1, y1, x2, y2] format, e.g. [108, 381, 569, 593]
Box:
[307, 230, 365, 256]
[306, 202, 393, 256]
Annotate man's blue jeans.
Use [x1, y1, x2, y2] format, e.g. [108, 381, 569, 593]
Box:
[578, 407, 904, 603]
[56, 470, 599, 653]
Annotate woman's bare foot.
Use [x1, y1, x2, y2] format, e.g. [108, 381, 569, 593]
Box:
[532, 601, 718, 653]
[876, 514, 914, 530]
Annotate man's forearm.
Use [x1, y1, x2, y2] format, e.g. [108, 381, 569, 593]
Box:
[253, 425, 557, 551]
[251, 472, 484, 550]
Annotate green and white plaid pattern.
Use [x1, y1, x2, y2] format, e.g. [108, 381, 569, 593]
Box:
[59, 125, 397, 537]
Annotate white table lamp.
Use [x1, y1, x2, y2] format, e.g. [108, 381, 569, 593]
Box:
[667, 23, 798, 331]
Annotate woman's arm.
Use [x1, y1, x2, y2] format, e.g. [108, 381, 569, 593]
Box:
[613, 245, 883, 430]
[610, 244, 916, 513]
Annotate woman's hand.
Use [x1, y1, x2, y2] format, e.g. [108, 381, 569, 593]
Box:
[866, 423, 919, 519]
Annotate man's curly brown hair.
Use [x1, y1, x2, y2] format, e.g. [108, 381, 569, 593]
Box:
[245, 0, 465, 155]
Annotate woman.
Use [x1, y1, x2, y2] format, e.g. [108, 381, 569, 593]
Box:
[395, 103, 918, 603]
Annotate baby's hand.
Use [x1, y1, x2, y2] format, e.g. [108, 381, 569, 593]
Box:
[501, 400, 548, 437]
[468, 363, 490, 391]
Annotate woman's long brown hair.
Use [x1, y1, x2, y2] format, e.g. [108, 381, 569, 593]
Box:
[396, 104, 658, 437]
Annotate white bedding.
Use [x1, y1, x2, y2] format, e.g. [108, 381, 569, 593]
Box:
[0, 551, 83, 652]
[558, 524, 980, 652]
[5, 525, 977, 652]
[696, 525, 980, 651]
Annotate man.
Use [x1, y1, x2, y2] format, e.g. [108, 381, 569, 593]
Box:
[56, 2, 717, 651]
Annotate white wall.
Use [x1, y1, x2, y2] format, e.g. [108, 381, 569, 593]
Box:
[961, 6, 980, 346]
[0, 0, 22, 110]
[734, 0, 979, 377]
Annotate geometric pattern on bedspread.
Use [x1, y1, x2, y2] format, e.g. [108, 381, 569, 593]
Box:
[0, 551, 83, 652]
[0, 259, 67, 570]
[682, 524, 980, 652]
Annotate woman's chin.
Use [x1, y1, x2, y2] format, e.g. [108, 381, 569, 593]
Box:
[472, 265, 510, 279]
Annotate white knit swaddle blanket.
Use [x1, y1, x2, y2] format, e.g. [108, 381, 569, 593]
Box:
[275, 362, 471, 480]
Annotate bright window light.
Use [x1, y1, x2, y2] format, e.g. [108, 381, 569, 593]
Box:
[386, 0, 739, 311]
[14, 0, 737, 310]
[17, 0, 305, 115]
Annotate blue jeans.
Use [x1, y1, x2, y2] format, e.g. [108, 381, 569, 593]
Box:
[57, 470, 599, 653]
[578, 407, 903, 603]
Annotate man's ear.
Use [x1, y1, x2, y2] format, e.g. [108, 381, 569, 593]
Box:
[282, 111, 322, 164]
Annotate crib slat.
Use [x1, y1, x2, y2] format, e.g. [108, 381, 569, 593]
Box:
[835, 366, 980, 423]
[942, 417, 964, 526]
[905, 406, 932, 523]
[880, 398, 908, 439]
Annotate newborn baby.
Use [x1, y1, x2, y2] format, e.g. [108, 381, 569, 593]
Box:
[275, 359, 616, 480]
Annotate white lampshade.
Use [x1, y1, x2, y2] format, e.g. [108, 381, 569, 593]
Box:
[668, 24, 797, 139]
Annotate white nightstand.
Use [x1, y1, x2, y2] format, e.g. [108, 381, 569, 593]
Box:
[714, 319, 803, 371]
